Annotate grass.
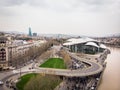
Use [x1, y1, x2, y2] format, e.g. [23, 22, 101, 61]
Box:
[16, 73, 37, 90]
[16, 58, 65, 90]
[24, 74, 62, 90]
[16, 74, 62, 90]
[39, 58, 66, 69]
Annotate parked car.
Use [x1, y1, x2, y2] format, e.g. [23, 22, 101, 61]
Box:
[9, 66, 15, 70]
[0, 80, 4, 85]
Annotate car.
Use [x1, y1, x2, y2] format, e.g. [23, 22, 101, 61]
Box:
[9, 66, 15, 70]
[0, 80, 4, 85]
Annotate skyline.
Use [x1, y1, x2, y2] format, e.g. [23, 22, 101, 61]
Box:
[0, 0, 120, 37]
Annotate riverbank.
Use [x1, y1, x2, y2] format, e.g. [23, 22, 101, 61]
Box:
[96, 62, 106, 90]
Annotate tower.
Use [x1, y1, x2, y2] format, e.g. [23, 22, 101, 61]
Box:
[28, 27, 32, 36]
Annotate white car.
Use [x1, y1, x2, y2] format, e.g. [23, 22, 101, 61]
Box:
[0, 80, 3, 85]
[9, 66, 15, 70]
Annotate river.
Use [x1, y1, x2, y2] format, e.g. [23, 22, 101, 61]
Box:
[98, 47, 120, 90]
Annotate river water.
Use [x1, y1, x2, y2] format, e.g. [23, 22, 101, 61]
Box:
[98, 47, 120, 90]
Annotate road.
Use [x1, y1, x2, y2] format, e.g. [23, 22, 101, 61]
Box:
[7, 55, 103, 77]
[0, 63, 34, 90]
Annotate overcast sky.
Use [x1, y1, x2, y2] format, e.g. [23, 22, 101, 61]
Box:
[0, 0, 120, 36]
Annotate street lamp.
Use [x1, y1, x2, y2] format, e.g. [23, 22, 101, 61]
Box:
[20, 67, 21, 77]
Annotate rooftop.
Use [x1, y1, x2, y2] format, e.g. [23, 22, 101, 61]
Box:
[63, 37, 97, 46]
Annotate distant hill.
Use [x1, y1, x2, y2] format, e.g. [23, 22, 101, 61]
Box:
[93, 33, 120, 38]
[38, 33, 79, 39]
[111, 33, 120, 38]
[2, 30, 25, 34]
[1, 30, 120, 38]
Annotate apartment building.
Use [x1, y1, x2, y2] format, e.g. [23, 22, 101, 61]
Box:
[0, 36, 46, 70]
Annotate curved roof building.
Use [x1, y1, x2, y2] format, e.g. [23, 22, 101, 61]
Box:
[63, 37, 106, 54]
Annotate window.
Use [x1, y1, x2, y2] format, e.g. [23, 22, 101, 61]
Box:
[0, 48, 6, 61]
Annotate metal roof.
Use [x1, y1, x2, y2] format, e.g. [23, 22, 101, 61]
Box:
[100, 44, 107, 49]
[63, 37, 97, 46]
[85, 42, 99, 47]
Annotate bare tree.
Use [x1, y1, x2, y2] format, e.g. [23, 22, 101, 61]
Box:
[24, 75, 61, 90]
[59, 50, 72, 69]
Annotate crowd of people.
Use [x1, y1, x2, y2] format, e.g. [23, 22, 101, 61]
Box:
[63, 73, 101, 90]
[96, 49, 110, 65]
[71, 57, 85, 70]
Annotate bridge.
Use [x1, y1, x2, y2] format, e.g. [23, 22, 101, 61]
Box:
[17, 53, 103, 77]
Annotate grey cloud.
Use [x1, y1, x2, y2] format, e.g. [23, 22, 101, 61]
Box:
[0, 0, 114, 7]
[43, 0, 120, 12]
[0, 8, 12, 16]
[0, 0, 120, 14]
[0, 0, 25, 7]
[0, 0, 48, 7]
[0, 0, 119, 10]
[0, 0, 120, 36]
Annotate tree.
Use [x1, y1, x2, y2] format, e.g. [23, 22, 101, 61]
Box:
[59, 50, 72, 69]
[64, 53, 72, 69]
[24, 75, 61, 90]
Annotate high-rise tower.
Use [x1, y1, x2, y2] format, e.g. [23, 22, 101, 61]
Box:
[28, 27, 32, 36]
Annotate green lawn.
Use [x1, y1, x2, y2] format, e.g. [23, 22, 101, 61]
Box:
[16, 74, 62, 90]
[40, 58, 66, 69]
[16, 73, 37, 90]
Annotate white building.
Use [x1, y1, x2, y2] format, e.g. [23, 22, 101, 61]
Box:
[63, 37, 106, 54]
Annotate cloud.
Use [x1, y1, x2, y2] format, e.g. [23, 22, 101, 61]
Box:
[0, 0, 120, 13]
[0, 0, 120, 36]
[0, 0, 25, 7]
